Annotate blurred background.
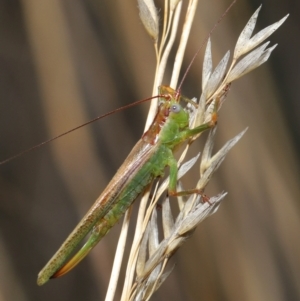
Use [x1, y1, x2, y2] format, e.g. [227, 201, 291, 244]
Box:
[0, 0, 299, 300]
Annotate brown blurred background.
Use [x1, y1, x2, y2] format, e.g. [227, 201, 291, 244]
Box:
[0, 0, 299, 300]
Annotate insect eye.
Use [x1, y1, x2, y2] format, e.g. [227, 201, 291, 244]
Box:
[170, 104, 181, 113]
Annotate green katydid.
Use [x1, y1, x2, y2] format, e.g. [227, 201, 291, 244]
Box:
[1, 1, 285, 286]
[36, 85, 219, 286]
[0, 2, 239, 287]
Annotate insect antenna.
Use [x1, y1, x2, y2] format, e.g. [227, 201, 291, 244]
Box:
[176, 0, 237, 93]
[0, 95, 161, 165]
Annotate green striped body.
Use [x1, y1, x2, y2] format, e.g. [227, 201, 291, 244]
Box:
[37, 88, 214, 285]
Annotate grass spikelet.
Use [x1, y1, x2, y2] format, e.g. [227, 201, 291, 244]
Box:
[137, 0, 159, 42]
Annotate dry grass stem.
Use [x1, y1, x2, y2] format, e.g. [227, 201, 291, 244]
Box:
[106, 3, 288, 301]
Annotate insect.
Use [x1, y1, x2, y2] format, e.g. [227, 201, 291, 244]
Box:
[36, 85, 219, 286]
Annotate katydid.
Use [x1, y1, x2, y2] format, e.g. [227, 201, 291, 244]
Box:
[36, 85, 218, 286]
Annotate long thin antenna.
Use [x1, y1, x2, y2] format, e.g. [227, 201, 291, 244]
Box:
[177, 0, 237, 91]
[0, 95, 159, 165]
[2, 1, 237, 166]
